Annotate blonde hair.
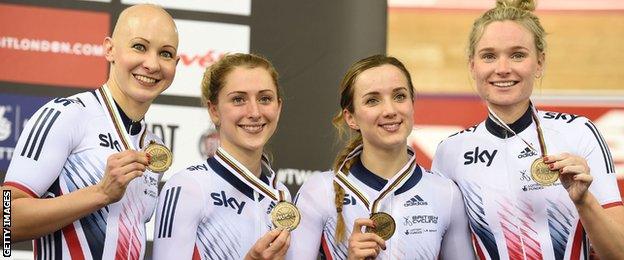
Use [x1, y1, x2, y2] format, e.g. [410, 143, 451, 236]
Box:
[201, 53, 282, 106]
[467, 0, 546, 58]
[331, 54, 414, 242]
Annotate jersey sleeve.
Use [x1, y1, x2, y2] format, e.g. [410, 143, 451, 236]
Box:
[4, 98, 83, 197]
[579, 119, 622, 206]
[431, 139, 456, 181]
[153, 171, 206, 260]
[439, 180, 475, 260]
[287, 172, 333, 260]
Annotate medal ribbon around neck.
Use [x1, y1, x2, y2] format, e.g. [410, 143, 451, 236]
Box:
[97, 85, 146, 150]
[215, 147, 285, 202]
[487, 102, 542, 154]
[333, 144, 417, 214]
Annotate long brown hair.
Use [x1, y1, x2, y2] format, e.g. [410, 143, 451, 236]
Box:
[332, 54, 414, 242]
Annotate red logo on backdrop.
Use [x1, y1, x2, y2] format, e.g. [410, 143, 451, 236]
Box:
[0, 4, 109, 88]
[180, 50, 226, 68]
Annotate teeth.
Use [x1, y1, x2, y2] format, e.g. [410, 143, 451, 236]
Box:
[492, 81, 516, 87]
[135, 75, 157, 84]
[241, 125, 263, 132]
[381, 123, 400, 131]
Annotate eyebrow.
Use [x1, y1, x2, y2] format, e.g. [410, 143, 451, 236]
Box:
[477, 46, 530, 53]
[131, 37, 177, 51]
[226, 89, 276, 96]
[361, 87, 408, 97]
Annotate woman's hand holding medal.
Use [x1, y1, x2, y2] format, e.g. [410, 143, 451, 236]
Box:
[244, 228, 291, 260]
[543, 153, 593, 204]
[96, 150, 149, 204]
[348, 218, 386, 260]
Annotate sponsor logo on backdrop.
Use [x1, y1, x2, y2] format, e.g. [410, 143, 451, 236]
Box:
[0, 94, 50, 171]
[165, 19, 249, 97]
[122, 0, 251, 16]
[0, 4, 109, 88]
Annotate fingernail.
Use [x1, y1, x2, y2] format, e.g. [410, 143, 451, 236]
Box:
[383, 246, 387, 250]
[543, 156, 549, 162]
[548, 163, 554, 170]
[146, 153, 151, 163]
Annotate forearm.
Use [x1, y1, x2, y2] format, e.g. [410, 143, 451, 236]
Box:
[10, 185, 109, 241]
[576, 192, 624, 260]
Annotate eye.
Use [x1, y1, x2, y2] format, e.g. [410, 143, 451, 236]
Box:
[258, 95, 274, 104]
[132, 43, 146, 52]
[394, 92, 407, 102]
[511, 52, 527, 61]
[160, 51, 173, 59]
[232, 96, 245, 105]
[364, 97, 379, 106]
[480, 53, 496, 63]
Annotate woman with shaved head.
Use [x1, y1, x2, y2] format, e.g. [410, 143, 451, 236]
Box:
[2, 4, 179, 259]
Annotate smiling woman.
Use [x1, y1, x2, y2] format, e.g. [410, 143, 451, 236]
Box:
[153, 53, 294, 260]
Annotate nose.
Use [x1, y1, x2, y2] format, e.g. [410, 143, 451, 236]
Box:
[495, 57, 511, 76]
[247, 100, 261, 120]
[142, 52, 160, 73]
[381, 99, 397, 118]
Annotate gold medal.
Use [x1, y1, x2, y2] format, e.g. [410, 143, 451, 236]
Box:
[270, 201, 301, 231]
[145, 142, 173, 173]
[531, 158, 558, 186]
[365, 212, 395, 240]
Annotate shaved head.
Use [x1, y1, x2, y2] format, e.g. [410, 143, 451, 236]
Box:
[111, 4, 178, 47]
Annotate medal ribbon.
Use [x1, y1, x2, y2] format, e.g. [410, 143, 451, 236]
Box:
[487, 102, 548, 157]
[333, 144, 416, 214]
[96, 85, 146, 150]
[215, 147, 285, 202]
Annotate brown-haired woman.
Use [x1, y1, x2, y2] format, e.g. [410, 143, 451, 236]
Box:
[153, 53, 293, 260]
[432, 0, 624, 259]
[288, 55, 474, 260]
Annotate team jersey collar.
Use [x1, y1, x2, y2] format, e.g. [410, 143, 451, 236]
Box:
[114, 101, 143, 135]
[350, 157, 423, 195]
[485, 105, 533, 139]
[206, 156, 270, 200]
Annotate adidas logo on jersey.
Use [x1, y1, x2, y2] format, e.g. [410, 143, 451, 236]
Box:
[518, 147, 538, 159]
[404, 195, 428, 207]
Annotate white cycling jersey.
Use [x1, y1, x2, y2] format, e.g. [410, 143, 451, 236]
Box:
[288, 156, 474, 260]
[152, 151, 291, 260]
[4, 90, 162, 260]
[432, 107, 623, 260]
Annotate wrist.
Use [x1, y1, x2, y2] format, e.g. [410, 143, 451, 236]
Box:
[574, 191, 595, 210]
[88, 184, 111, 208]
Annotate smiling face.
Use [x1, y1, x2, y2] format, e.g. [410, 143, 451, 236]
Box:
[104, 5, 179, 106]
[208, 66, 282, 155]
[343, 64, 414, 151]
[470, 20, 544, 114]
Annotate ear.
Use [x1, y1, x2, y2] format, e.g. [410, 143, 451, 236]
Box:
[536, 52, 545, 78]
[468, 57, 476, 80]
[275, 98, 283, 122]
[207, 101, 220, 127]
[104, 37, 115, 63]
[175, 55, 180, 66]
[343, 109, 359, 130]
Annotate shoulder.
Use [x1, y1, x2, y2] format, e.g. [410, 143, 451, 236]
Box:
[165, 160, 213, 187]
[440, 122, 483, 145]
[297, 170, 335, 195]
[538, 110, 589, 128]
[419, 166, 455, 189]
[44, 91, 102, 117]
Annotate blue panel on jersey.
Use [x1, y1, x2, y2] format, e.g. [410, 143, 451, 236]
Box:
[0, 93, 51, 173]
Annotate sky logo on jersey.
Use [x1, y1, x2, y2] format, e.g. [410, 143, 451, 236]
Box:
[98, 133, 121, 152]
[463, 147, 497, 166]
[543, 112, 580, 123]
[187, 163, 208, 171]
[211, 191, 246, 214]
[518, 147, 538, 159]
[404, 195, 428, 207]
[343, 194, 357, 206]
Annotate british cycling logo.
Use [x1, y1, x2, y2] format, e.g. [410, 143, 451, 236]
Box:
[403, 215, 438, 235]
[404, 195, 428, 207]
[518, 147, 538, 159]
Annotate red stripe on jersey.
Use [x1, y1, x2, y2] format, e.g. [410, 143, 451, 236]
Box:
[603, 201, 623, 208]
[570, 221, 584, 260]
[193, 245, 200, 260]
[62, 223, 86, 260]
[471, 233, 486, 260]
[3, 181, 39, 198]
[320, 234, 333, 260]
[33, 239, 38, 259]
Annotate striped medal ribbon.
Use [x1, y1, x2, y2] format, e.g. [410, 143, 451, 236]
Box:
[214, 147, 300, 230]
[333, 144, 417, 240]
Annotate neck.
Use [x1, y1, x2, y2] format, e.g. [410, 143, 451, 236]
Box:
[360, 143, 409, 180]
[489, 100, 530, 124]
[106, 79, 149, 121]
[221, 143, 263, 178]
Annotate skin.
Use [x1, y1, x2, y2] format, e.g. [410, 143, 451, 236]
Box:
[472, 20, 624, 260]
[342, 64, 413, 259]
[206, 66, 288, 259]
[2, 4, 178, 241]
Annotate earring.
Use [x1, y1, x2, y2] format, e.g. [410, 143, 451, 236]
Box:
[535, 72, 541, 78]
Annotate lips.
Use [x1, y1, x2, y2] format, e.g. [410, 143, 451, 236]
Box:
[490, 81, 518, 88]
[379, 121, 401, 132]
[134, 74, 159, 84]
[239, 123, 266, 134]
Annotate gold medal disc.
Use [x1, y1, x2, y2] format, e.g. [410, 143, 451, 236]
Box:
[144, 142, 173, 173]
[531, 158, 559, 186]
[270, 201, 301, 231]
[365, 212, 395, 240]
